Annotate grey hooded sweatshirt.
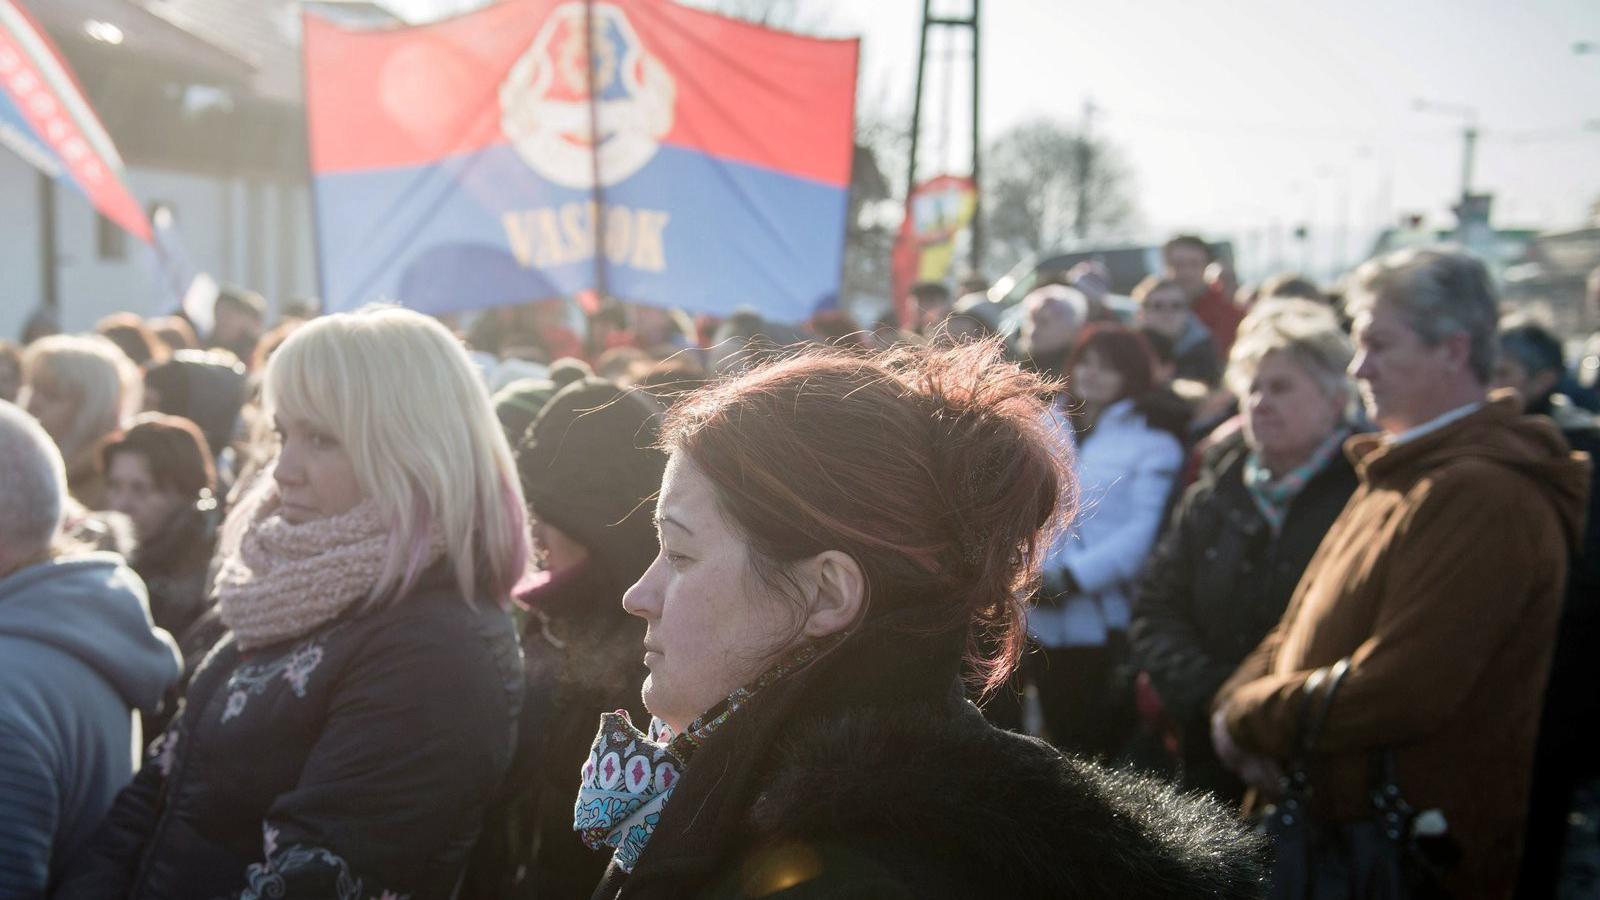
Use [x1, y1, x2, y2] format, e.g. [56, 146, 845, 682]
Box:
[0, 553, 181, 898]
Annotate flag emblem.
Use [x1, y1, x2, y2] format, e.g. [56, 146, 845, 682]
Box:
[500, 2, 675, 189]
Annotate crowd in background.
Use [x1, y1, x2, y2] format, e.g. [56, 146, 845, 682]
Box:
[1, 237, 1598, 899]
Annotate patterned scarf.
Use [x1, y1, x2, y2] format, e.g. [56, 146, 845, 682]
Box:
[573, 642, 822, 873]
[215, 483, 442, 651]
[1243, 427, 1350, 535]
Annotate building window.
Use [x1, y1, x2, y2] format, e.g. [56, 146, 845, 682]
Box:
[96, 213, 127, 261]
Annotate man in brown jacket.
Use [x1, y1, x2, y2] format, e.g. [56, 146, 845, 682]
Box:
[1211, 247, 1589, 899]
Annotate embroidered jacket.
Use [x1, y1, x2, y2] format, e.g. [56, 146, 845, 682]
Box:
[54, 562, 524, 900]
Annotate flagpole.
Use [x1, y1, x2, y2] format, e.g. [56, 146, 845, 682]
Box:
[583, 0, 609, 326]
[300, 9, 329, 318]
[38, 170, 58, 317]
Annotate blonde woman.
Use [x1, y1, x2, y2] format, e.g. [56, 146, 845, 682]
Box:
[1130, 300, 1358, 801]
[21, 334, 138, 509]
[59, 307, 531, 900]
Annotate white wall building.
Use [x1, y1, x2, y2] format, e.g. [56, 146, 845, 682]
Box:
[2, 0, 397, 342]
[0, 153, 316, 339]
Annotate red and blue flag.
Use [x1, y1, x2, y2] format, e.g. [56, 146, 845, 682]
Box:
[0, 0, 150, 242]
[304, 0, 858, 320]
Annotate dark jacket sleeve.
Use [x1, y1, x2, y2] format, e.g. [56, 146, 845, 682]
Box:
[50, 729, 173, 899]
[237, 614, 522, 899]
[1130, 486, 1238, 724]
[1176, 340, 1223, 387]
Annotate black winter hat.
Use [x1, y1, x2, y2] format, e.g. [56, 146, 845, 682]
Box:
[143, 350, 249, 455]
[493, 360, 594, 449]
[517, 379, 666, 577]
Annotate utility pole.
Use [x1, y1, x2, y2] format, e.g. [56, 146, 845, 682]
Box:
[968, 0, 981, 273]
[1413, 98, 1479, 209]
[906, 1, 984, 274]
[1074, 98, 1096, 241]
[905, 0, 931, 209]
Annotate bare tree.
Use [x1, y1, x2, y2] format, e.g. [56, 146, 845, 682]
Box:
[839, 104, 906, 319]
[983, 118, 1139, 268]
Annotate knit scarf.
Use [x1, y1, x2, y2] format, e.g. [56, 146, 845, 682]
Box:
[1243, 427, 1350, 535]
[573, 641, 822, 873]
[215, 486, 439, 651]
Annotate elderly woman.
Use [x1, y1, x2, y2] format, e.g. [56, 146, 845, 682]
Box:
[1129, 300, 1358, 801]
[57, 307, 531, 900]
[575, 340, 1260, 899]
[21, 334, 138, 509]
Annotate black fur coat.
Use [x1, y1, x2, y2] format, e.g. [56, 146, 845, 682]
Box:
[591, 627, 1264, 900]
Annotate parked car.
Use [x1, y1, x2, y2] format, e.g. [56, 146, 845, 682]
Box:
[984, 240, 1236, 339]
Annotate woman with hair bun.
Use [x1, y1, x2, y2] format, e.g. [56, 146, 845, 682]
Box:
[59, 306, 531, 900]
[577, 340, 1260, 899]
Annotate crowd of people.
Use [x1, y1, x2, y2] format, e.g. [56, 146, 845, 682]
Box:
[0, 238, 1596, 899]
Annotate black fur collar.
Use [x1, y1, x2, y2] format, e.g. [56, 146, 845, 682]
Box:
[604, 626, 1262, 900]
[750, 701, 1264, 898]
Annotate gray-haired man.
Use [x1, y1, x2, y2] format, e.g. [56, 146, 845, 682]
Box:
[0, 400, 179, 895]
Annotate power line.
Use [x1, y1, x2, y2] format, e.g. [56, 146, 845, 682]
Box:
[1090, 107, 1600, 147]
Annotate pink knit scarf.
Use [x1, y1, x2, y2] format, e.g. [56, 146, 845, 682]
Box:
[215, 487, 440, 651]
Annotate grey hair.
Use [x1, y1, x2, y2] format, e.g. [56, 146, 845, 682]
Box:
[1023, 284, 1089, 324]
[1346, 246, 1500, 383]
[0, 400, 67, 566]
[1226, 299, 1355, 408]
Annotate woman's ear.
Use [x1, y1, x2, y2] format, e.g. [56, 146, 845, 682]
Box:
[801, 550, 865, 639]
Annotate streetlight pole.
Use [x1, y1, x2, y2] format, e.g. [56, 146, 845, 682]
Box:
[1412, 98, 1479, 206]
[1314, 164, 1353, 281]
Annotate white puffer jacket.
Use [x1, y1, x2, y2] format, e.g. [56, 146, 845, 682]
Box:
[1029, 398, 1182, 648]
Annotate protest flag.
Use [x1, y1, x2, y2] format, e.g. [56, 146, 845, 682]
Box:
[0, 0, 150, 242]
[304, 0, 858, 321]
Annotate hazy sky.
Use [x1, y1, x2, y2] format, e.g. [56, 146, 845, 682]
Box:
[386, 0, 1600, 273]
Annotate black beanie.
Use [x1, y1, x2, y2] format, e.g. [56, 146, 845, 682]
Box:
[517, 379, 666, 578]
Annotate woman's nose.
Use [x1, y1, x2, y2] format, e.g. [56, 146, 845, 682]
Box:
[621, 557, 665, 619]
[273, 443, 304, 487]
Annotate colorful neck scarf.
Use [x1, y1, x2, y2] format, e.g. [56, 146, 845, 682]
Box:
[573, 642, 822, 873]
[1243, 427, 1350, 535]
